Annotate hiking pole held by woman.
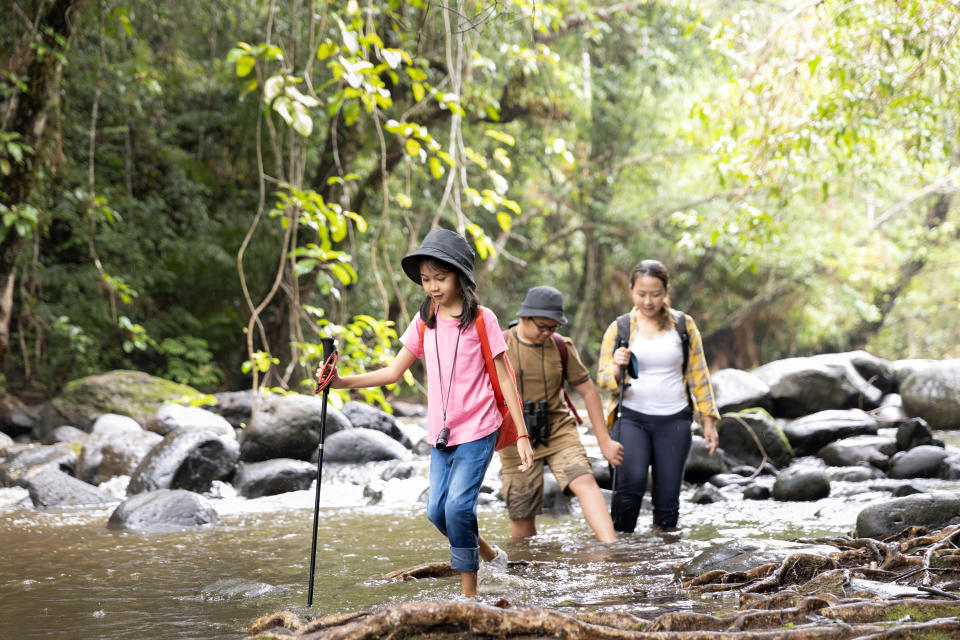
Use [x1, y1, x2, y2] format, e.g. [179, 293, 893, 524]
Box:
[609, 336, 629, 515]
[307, 337, 338, 607]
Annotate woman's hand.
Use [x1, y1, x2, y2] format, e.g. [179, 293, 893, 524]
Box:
[702, 417, 719, 455]
[612, 347, 632, 368]
[516, 437, 534, 472]
[600, 438, 624, 467]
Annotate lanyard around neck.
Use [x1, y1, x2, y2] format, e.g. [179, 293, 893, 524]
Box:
[512, 328, 549, 403]
[433, 316, 462, 429]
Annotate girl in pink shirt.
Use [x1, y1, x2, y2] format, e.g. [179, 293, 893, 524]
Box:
[327, 228, 533, 597]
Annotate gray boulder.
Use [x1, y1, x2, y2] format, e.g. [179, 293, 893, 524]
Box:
[709, 473, 753, 488]
[233, 459, 316, 498]
[710, 369, 771, 413]
[390, 400, 427, 417]
[900, 360, 960, 429]
[855, 492, 960, 539]
[76, 414, 144, 483]
[0, 432, 13, 451]
[690, 484, 725, 504]
[381, 461, 418, 481]
[895, 418, 934, 451]
[892, 359, 936, 386]
[826, 465, 885, 482]
[874, 394, 910, 425]
[0, 395, 40, 437]
[742, 485, 771, 500]
[24, 467, 117, 508]
[592, 457, 611, 490]
[0, 445, 77, 487]
[341, 401, 411, 447]
[239, 393, 352, 462]
[128, 429, 239, 494]
[42, 425, 90, 446]
[209, 390, 255, 429]
[772, 466, 830, 501]
[810, 351, 897, 395]
[0, 486, 31, 509]
[146, 403, 235, 439]
[94, 431, 164, 484]
[680, 539, 838, 576]
[684, 435, 729, 483]
[939, 454, 960, 480]
[38, 370, 200, 437]
[751, 355, 882, 418]
[888, 445, 949, 479]
[783, 409, 879, 457]
[817, 435, 896, 468]
[107, 489, 221, 532]
[717, 408, 793, 468]
[322, 428, 410, 463]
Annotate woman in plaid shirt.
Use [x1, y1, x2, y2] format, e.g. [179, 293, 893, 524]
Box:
[597, 260, 720, 533]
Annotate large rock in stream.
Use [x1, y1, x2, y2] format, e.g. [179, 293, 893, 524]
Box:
[24, 467, 117, 508]
[717, 408, 793, 468]
[233, 459, 316, 498]
[0, 445, 77, 487]
[146, 403, 235, 438]
[751, 352, 887, 418]
[900, 359, 960, 429]
[683, 435, 729, 483]
[782, 409, 879, 457]
[816, 435, 896, 469]
[341, 401, 411, 447]
[107, 489, 221, 532]
[772, 466, 830, 501]
[209, 390, 255, 429]
[38, 371, 201, 438]
[322, 428, 410, 463]
[0, 395, 41, 437]
[128, 429, 239, 494]
[856, 493, 960, 539]
[709, 368, 771, 413]
[76, 414, 147, 483]
[239, 393, 352, 462]
[887, 445, 949, 479]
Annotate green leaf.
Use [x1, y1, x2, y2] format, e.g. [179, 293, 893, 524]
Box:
[496, 211, 512, 232]
[396, 193, 412, 208]
[329, 262, 353, 285]
[236, 55, 256, 77]
[412, 82, 425, 102]
[485, 129, 515, 146]
[405, 138, 422, 157]
[429, 156, 444, 179]
[317, 41, 337, 61]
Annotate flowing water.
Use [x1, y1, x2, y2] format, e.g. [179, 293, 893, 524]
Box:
[3, 429, 960, 640]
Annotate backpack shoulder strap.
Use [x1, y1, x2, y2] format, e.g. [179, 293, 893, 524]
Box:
[671, 309, 690, 375]
[550, 333, 568, 379]
[475, 307, 506, 406]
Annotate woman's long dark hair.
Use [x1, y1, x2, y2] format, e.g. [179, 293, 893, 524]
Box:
[416, 258, 479, 330]
[630, 259, 673, 331]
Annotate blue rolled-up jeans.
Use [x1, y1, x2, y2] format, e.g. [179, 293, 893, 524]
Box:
[611, 406, 692, 532]
[427, 430, 497, 572]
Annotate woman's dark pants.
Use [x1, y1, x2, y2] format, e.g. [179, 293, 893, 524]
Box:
[611, 406, 692, 532]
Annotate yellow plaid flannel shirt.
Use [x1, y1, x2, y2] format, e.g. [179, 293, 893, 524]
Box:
[596, 308, 720, 427]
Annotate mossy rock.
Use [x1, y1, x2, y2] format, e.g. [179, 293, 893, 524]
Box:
[42, 371, 200, 435]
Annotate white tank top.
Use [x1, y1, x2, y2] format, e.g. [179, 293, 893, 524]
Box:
[621, 329, 688, 416]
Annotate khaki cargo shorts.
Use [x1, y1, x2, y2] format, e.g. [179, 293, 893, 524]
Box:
[501, 443, 593, 520]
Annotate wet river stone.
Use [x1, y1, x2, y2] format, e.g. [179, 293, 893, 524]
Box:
[856, 492, 960, 539]
[209, 390, 255, 429]
[888, 445, 949, 479]
[0, 445, 77, 486]
[0, 395, 40, 437]
[321, 428, 410, 463]
[782, 409, 879, 457]
[341, 401, 411, 447]
[107, 489, 221, 532]
[25, 467, 117, 508]
[772, 466, 830, 501]
[76, 414, 146, 483]
[939, 454, 960, 480]
[690, 484, 724, 504]
[239, 393, 352, 462]
[0, 432, 13, 451]
[896, 418, 934, 451]
[233, 459, 316, 498]
[146, 403, 235, 439]
[717, 408, 793, 468]
[826, 465, 885, 482]
[900, 359, 960, 429]
[680, 538, 838, 576]
[684, 435, 728, 483]
[817, 435, 896, 469]
[41, 425, 89, 446]
[94, 430, 164, 484]
[743, 485, 771, 500]
[128, 429, 239, 494]
[710, 368, 771, 413]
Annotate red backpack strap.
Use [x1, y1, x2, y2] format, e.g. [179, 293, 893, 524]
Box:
[551, 333, 582, 424]
[475, 309, 505, 406]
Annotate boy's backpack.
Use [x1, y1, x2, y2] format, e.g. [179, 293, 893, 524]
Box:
[418, 308, 520, 451]
[503, 327, 582, 424]
[615, 309, 691, 377]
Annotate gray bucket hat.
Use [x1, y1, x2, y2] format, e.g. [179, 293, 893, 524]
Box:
[517, 286, 568, 325]
[401, 228, 476, 287]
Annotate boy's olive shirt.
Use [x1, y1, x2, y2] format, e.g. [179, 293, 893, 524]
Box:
[498, 328, 592, 464]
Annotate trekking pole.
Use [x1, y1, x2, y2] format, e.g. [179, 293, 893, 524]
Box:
[307, 337, 338, 607]
[610, 337, 628, 518]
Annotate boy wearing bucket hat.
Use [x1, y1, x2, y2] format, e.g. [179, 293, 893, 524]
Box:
[327, 228, 533, 598]
[498, 286, 622, 542]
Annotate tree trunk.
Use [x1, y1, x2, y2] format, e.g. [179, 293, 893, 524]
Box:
[0, 0, 88, 367]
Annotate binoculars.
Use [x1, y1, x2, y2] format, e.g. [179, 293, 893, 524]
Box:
[523, 400, 550, 447]
[436, 426, 451, 450]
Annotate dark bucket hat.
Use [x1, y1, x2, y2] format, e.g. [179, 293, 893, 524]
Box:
[401, 228, 476, 287]
[517, 286, 568, 325]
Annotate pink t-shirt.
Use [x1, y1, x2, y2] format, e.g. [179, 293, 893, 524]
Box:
[400, 307, 507, 447]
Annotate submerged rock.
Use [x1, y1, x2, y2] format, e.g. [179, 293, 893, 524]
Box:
[816, 435, 895, 469]
[782, 409, 879, 457]
[107, 489, 221, 532]
[683, 435, 728, 483]
[232, 459, 316, 498]
[680, 538, 838, 576]
[772, 466, 830, 501]
[856, 492, 960, 539]
[690, 484, 724, 504]
[25, 467, 117, 508]
[128, 429, 239, 494]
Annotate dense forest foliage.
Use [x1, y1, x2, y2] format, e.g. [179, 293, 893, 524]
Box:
[2, 0, 959, 406]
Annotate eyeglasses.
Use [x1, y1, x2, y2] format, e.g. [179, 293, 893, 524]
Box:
[532, 319, 559, 334]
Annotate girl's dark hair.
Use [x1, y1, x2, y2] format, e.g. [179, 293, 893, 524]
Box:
[630, 259, 673, 330]
[417, 258, 479, 330]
